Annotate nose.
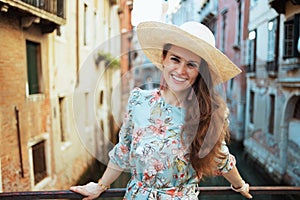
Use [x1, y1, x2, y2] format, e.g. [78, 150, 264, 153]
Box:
[176, 62, 187, 74]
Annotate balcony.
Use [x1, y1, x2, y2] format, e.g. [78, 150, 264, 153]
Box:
[0, 0, 66, 33]
[198, 0, 218, 25]
[266, 60, 278, 77]
[269, 0, 300, 14]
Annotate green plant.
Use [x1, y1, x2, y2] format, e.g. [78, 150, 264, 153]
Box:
[95, 52, 120, 69]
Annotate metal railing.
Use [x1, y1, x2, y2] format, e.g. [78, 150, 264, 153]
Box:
[0, 186, 300, 199]
[21, 0, 65, 18]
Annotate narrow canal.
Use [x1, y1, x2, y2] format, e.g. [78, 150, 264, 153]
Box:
[77, 141, 297, 200]
[198, 141, 296, 200]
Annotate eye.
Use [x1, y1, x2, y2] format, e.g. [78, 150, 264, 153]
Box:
[170, 56, 180, 63]
[187, 62, 199, 69]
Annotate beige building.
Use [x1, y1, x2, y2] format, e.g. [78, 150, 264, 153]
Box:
[49, 0, 122, 183]
[0, 0, 121, 191]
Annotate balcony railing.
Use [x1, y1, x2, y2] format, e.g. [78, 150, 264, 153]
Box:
[198, 0, 218, 24]
[21, 0, 65, 18]
[266, 60, 278, 77]
[0, 0, 66, 33]
[0, 186, 300, 199]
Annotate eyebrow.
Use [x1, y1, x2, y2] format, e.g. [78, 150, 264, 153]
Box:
[169, 53, 200, 64]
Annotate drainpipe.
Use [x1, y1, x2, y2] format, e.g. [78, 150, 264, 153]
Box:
[15, 106, 24, 178]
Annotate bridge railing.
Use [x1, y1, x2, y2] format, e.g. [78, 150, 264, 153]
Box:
[0, 186, 300, 199]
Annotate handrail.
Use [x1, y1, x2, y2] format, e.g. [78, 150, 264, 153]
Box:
[0, 186, 299, 199]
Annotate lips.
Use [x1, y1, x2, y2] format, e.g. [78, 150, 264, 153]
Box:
[171, 74, 187, 82]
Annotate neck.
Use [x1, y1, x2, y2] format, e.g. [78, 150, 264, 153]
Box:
[162, 88, 190, 107]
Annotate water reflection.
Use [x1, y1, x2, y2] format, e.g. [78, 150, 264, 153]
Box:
[198, 141, 295, 200]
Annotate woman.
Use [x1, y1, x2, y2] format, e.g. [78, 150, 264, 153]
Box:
[70, 21, 252, 200]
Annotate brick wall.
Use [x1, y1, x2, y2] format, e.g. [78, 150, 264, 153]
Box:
[0, 14, 52, 191]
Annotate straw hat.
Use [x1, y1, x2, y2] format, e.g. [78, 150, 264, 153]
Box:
[136, 21, 241, 84]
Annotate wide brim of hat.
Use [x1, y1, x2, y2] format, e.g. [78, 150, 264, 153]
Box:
[136, 21, 242, 85]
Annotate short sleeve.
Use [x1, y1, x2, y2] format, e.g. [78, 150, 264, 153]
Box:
[215, 141, 236, 175]
[108, 89, 138, 169]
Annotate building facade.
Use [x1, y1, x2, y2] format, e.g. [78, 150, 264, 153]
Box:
[214, 0, 249, 141]
[244, 0, 300, 185]
[0, 0, 67, 191]
[50, 0, 122, 187]
[172, 0, 300, 185]
[0, 0, 121, 191]
[171, 0, 202, 25]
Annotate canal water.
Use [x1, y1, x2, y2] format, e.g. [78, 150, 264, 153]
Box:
[198, 141, 296, 200]
[78, 141, 298, 200]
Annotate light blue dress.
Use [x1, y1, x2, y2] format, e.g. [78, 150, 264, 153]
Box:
[109, 88, 236, 199]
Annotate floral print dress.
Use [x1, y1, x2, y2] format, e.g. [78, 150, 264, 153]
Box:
[109, 88, 236, 200]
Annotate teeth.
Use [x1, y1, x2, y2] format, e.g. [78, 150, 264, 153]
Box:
[172, 75, 186, 82]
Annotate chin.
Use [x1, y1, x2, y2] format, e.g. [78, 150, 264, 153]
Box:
[169, 85, 190, 93]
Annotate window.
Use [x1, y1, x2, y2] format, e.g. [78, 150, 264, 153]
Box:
[267, 17, 279, 73]
[83, 3, 93, 46]
[230, 78, 234, 90]
[294, 98, 300, 119]
[28, 134, 50, 189]
[220, 10, 227, 52]
[100, 120, 104, 133]
[284, 14, 300, 58]
[84, 3, 88, 46]
[268, 94, 275, 134]
[246, 30, 257, 73]
[59, 97, 69, 142]
[26, 40, 43, 95]
[289, 97, 300, 146]
[32, 140, 47, 184]
[236, 0, 242, 47]
[249, 91, 255, 124]
[99, 90, 104, 105]
[57, 0, 65, 18]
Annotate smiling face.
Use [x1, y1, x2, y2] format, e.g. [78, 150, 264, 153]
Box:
[162, 45, 201, 93]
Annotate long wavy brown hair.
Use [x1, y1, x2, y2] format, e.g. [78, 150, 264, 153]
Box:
[161, 44, 230, 178]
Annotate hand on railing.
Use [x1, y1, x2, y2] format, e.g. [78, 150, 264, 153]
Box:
[231, 181, 253, 199]
[70, 182, 107, 200]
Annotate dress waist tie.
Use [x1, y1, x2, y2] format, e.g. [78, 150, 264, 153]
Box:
[128, 179, 199, 199]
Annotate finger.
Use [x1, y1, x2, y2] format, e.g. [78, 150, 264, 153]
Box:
[248, 193, 253, 199]
[70, 186, 89, 195]
[70, 186, 78, 191]
[70, 186, 81, 192]
[82, 194, 97, 200]
[241, 192, 252, 199]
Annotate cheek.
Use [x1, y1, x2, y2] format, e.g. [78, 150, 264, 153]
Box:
[162, 67, 170, 80]
[188, 69, 199, 81]
[163, 70, 173, 84]
[162, 64, 173, 74]
[163, 60, 174, 69]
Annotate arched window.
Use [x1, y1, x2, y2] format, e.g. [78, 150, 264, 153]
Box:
[293, 98, 300, 119]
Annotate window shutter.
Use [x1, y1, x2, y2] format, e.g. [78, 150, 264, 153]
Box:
[284, 14, 300, 58]
[293, 14, 300, 57]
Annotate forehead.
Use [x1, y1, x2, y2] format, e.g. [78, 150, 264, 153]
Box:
[167, 45, 201, 62]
